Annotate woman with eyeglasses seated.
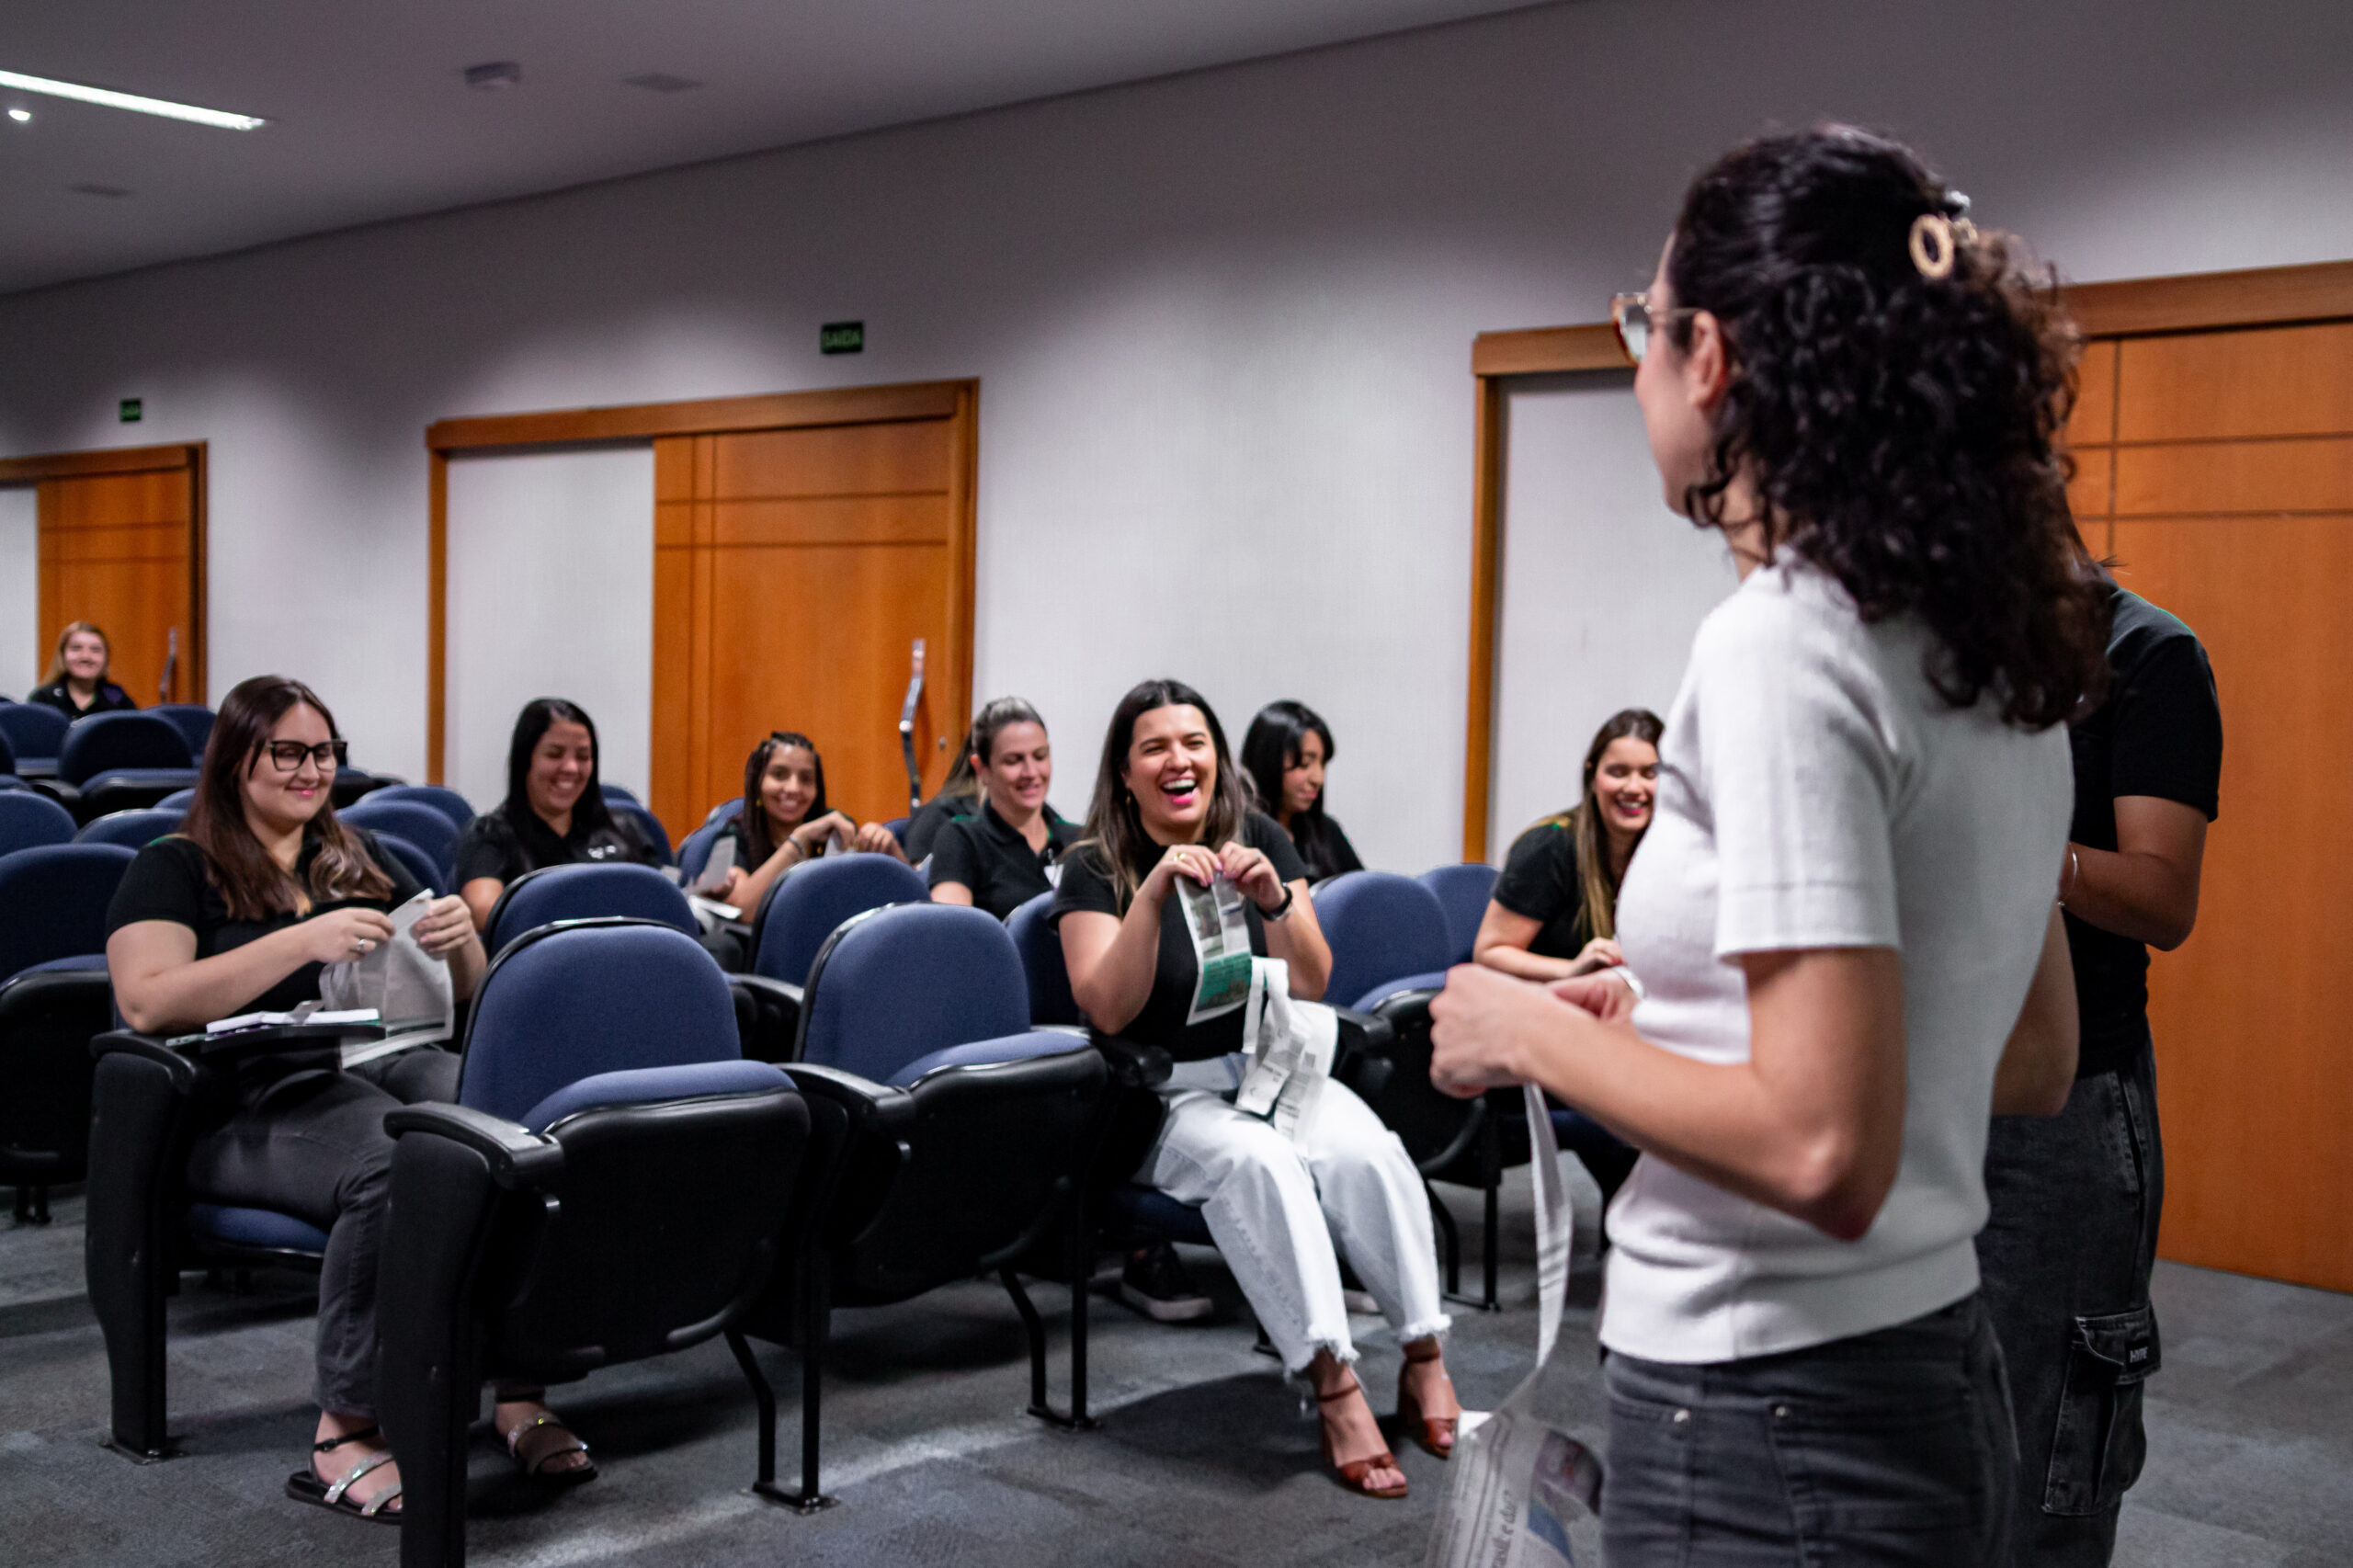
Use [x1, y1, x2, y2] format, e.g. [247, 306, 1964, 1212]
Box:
[1053, 678, 1459, 1501]
[925, 699, 1077, 920]
[104, 676, 594, 1518]
[1240, 700, 1363, 883]
[710, 730, 908, 916]
[26, 619, 139, 719]
[454, 699, 660, 934]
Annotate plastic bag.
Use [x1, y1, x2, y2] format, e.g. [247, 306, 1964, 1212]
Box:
[1424, 1084, 1604, 1568]
[319, 891, 456, 1066]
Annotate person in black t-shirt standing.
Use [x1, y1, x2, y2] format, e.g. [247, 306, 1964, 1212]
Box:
[927, 698, 1077, 919]
[1977, 577, 2222, 1567]
[1052, 679, 1458, 1502]
[453, 699, 658, 933]
[26, 620, 139, 719]
[1240, 700, 1364, 881]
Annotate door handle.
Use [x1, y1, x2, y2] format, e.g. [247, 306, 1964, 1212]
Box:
[897, 639, 926, 812]
[160, 627, 179, 704]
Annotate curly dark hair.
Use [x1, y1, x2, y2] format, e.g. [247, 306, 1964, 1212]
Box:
[1665, 126, 2106, 728]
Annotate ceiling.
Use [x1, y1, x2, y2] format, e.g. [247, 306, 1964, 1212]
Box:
[0, 0, 1541, 296]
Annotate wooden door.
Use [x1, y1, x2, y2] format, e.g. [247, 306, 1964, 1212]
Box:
[647, 390, 975, 838]
[0, 445, 206, 706]
[2067, 320, 2353, 1292]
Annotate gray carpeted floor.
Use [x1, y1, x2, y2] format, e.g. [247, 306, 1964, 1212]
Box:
[4, 1164, 2348, 1566]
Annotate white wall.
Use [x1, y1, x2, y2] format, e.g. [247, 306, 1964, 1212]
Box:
[0, 0, 2348, 870]
[442, 447, 655, 812]
[0, 487, 38, 699]
[1489, 371, 1739, 858]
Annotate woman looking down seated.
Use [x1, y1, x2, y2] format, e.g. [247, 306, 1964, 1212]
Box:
[104, 677, 592, 1518]
[711, 730, 908, 916]
[454, 699, 658, 933]
[1052, 678, 1458, 1500]
[1241, 700, 1362, 881]
[1474, 708, 1662, 981]
[28, 619, 138, 719]
[926, 698, 1077, 920]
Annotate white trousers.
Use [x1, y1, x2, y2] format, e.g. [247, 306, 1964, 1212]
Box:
[1139, 1066, 1449, 1372]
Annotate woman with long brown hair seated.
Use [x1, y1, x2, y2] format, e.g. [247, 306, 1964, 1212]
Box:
[1053, 678, 1459, 1501]
[453, 699, 660, 933]
[105, 676, 588, 1521]
[710, 730, 908, 915]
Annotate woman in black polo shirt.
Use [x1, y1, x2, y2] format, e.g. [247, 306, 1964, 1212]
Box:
[105, 676, 590, 1519]
[710, 730, 909, 916]
[1053, 678, 1457, 1501]
[26, 620, 138, 719]
[1241, 700, 1363, 881]
[1474, 708, 1662, 980]
[927, 698, 1077, 919]
[454, 699, 658, 932]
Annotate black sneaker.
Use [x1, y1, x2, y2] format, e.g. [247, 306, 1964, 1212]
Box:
[1119, 1243, 1213, 1323]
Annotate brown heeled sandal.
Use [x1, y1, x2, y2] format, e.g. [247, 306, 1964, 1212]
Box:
[1396, 1343, 1460, 1460]
[1318, 1377, 1409, 1500]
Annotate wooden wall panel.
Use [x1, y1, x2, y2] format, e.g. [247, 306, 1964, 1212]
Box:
[2115, 437, 2352, 517]
[2065, 338, 2119, 449]
[710, 496, 950, 549]
[2113, 513, 2353, 1291]
[710, 421, 953, 499]
[32, 457, 201, 706]
[2117, 321, 2353, 442]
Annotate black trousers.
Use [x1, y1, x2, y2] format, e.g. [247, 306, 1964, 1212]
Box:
[1977, 1036, 2164, 1567]
[185, 1047, 460, 1417]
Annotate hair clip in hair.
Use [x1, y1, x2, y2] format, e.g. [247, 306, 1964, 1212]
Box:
[1909, 211, 1965, 279]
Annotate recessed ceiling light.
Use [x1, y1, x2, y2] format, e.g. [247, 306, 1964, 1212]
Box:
[0, 68, 264, 131]
[623, 73, 703, 94]
[464, 62, 522, 90]
[6, 108, 28, 123]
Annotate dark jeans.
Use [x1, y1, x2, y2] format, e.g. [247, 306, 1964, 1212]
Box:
[1603, 1295, 2017, 1567]
[1977, 1037, 2163, 1567]
[185, 1047, 461, 1417]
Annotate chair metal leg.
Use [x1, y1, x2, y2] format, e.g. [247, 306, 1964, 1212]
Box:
[1480, 1179, 1501, 1312]
[728, 1329, 825, 1513]
[1066, 1216, 1091, 1426]
[14, 1185, 51, 1224]
[750, 1266, 835, 1513]
[1429, 1183, 1465, 1301]
[1003, 1267, 1096, 1430]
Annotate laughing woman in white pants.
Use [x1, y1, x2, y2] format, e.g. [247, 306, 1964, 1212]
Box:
[1053, 677, 1456, 1502]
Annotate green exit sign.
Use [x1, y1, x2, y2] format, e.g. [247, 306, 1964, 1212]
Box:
[820, 321, 864, 355]
[119, 398, 142, 423]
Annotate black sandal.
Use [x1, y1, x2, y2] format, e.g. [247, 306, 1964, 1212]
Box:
[501, 1406, 597, 1486]
[284, 1426, 403, 1524]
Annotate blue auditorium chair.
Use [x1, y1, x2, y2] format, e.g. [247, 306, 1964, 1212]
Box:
[75, 807, 186, 850]
[363, 783, 475, 833]
[733, 854, 929, 1061]
[599, 783, 641, 807]
[340, 795, 462, 884]
[0, 843, 135, 1222]
[0, 702, 68, 778]
[1006, 892, 1083, 1028]
[54, 710, 199, 822]
[147, 703, 216, 760]
[0, 790, 77, 856]
[676, 820, 726, 886]
[153, 788, 195, 812]
[1418, 861, 1499, 966]
[483, 862, 699, 958]
[612, 801, 673, 865]
[0, 728, 25, 792]
[735, 903, 1109, 1507]
[376, 920, 812, 1567]
[372, 833, 443, 896]
[1313, 871, 1500, 1307]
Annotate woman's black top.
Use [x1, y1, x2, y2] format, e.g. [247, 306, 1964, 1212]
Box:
[1049, 811, 1308, 1062]
[1285, 813, 1363, 881]
[105, 828, 423, 1017]
[928, 801, 1079, 920]
[1492, 819, 1594, 960]
[451, 806, 656, 888]
[27, 678, 137, 720]
[903, 791, 979, 862]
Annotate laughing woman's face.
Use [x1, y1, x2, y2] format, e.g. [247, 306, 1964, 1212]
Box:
[1122, 705, 1218, 846]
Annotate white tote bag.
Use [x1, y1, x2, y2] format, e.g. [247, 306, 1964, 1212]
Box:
[1423, 1084, 1605, 1568]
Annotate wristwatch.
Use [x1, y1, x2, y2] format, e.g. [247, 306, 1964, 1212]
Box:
[1257, 884, 1296, 922]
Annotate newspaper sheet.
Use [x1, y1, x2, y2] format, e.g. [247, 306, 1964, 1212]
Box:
[320, 891, 456, 1067]
[1233, 958, 1338, 1144]
[1177, 874, 1255, 1026]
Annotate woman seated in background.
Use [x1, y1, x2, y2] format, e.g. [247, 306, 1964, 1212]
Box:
[455, 699, 659, 933]
[1054, 679, 1457, 1501]
[712, 730, 907, 916]
[27, 620, 138, 719]
[105, 676, 591, 1519]
[926, 698, 1077, 920]
[901, 740, 981, 863]
[1474, 708, 1662, 980]
[1241, 700, 1362, 881]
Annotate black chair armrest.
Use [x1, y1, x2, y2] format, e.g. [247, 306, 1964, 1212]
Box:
[1090, 1034, 1173, 1089]
[730, 974, 804, 1063]
[1332, 1006, 1393, 1054]
[89, 1029, 198, 1094]
[383, 1104, 563, 1188]
[780, 1062, 916, 1132]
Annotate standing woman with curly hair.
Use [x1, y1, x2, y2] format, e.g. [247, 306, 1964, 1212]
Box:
[1430, 127, 2106, 1564]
